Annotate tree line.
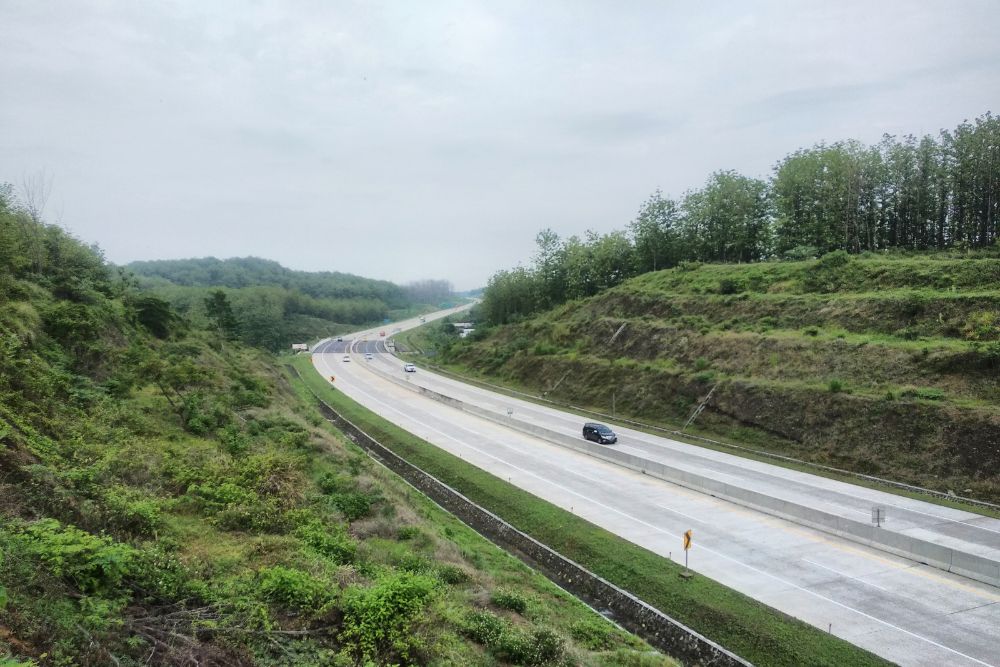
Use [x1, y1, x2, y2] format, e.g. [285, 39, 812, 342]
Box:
[482, 111, 999, 324]
[1, 192, 454, 351]
[127, 256, 413, 309]
[126, 258, 456, 349]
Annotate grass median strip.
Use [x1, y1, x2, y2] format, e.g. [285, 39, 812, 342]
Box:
[288, 354, 890, 667]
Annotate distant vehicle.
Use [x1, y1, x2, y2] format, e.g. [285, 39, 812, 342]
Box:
[336, 336, 343, 342]
[380, 331, 386, 337]
[365, 352, 373, 360]
[403, 363, 416, 372]
[342, 355, 350, 362]
[583, 422, 617, 444]
[420, 316, 426, 323]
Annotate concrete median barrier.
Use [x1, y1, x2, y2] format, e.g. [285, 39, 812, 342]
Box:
[362, 360, 1000, 588]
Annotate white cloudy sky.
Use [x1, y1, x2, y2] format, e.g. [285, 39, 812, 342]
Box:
[2, 1, 998, 289]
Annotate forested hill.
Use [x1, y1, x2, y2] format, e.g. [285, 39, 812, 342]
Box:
[480, 111, 999, 325]
[126, 257, 453, 350]
[127, 256, 408, 307]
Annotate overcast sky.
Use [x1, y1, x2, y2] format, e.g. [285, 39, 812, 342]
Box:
[2, 1, 998, 289]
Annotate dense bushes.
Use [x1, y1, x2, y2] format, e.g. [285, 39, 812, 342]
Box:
[339, 571, 439, 664]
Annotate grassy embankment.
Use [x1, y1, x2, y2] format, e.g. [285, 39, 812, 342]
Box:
[419, 252, 1000, 504]
[0, 200, 674, 665]
[289, 354, 890, 667]
[1, 336, 676, 666]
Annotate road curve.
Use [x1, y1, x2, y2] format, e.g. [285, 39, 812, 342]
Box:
[310, 309, 1000, 667]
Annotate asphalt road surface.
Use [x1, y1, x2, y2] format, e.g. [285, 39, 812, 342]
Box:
[311, 310, 999, 667]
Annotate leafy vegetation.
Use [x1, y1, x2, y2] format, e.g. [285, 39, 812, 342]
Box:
[0, 188, 673, 665]
[431, 251, 1000, 501]
[290, 355, 890, 666]
[126, 257, 453, 350]
[481, 111, 1000, 324]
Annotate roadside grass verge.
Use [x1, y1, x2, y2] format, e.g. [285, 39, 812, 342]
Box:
[288, 354, 892, 667]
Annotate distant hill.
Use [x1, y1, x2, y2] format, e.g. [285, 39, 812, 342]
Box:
[435, 252, 1000, 502]
[127, 256, 409, 307]
[126, 257, 423, 349]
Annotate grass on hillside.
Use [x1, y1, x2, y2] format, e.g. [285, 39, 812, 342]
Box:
[427, 253, 1000, 503]
[393, 341, 1000, 521]
[1, 334, 674, 667]
[289, 354, 891, 667]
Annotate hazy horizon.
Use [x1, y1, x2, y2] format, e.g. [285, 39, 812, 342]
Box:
[3, 1, 999, 290]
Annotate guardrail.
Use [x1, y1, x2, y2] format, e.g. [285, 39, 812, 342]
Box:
[290, 364, 751, 667]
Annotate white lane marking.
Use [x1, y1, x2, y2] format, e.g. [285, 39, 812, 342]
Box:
[411, 362, 1000, 540]
[312, 354, 997, 667]
[801, 559, 893, 593]
[657, 504, 710, 525]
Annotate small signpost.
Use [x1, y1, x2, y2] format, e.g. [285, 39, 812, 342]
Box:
[681, 529, 693, 577]
[872, 507, 886, 528]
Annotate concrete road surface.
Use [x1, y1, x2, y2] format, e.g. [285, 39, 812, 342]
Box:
[311, 311, 999, 667]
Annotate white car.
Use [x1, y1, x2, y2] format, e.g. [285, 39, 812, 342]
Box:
[342, 355, 350, 362]
[364, 353, 373, 361]
[403, 363, 416, 372]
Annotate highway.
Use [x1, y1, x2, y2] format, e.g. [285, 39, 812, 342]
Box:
[310, 310, 1000, 667]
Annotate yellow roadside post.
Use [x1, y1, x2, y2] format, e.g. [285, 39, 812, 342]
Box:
[682, 529, 693, 578]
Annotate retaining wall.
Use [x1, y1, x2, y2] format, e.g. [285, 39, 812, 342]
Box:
[304, 388, 750, 666]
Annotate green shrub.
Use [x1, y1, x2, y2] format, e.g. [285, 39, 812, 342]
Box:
[520, 628, 565, 666]
[900, 387, 945, 401]
[219, 425, 251, 456]
[827, 379, 844, 393]
[396, 525, 420, 541]
[188, 481, 257, 510]
[817, 249, 851, 268]
[693, 357, 710, 371]
[295, 520, 357, 564]
[532, 342, 559, 356]
[18, 519, 137, 596]
[436, 564, 470, 585]
[465, 610, 509, 647]
[570, 617, 617, 650]
[102, 486, 162, 537]
[963, 310, 1000, 341]
[494, 627, 566, 666]
[258, 565, 334, 612]
[317, 472, 349, 494]
[491, 587, 529, 614]
[340, 571, 439, 665]
[214, 497, 285, 532]
[329, 491, 379, 521]
[465, 610, 565, 665]
[718, 278, 743, 295]
[803, 326, 819, 337]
